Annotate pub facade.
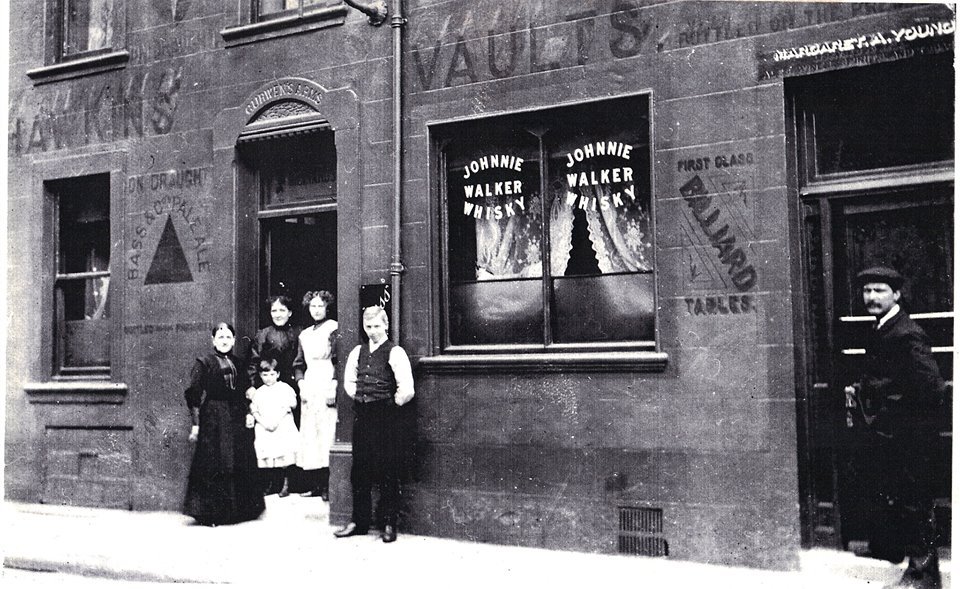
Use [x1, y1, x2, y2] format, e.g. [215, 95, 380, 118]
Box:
[6, 0, 953, 569]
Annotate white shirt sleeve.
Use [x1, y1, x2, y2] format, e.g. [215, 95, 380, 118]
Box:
[343, 345, 361, 399]
[388, 346, 416, 406]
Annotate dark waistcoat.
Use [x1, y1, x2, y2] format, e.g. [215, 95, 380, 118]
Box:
[356, 341, 397, 403]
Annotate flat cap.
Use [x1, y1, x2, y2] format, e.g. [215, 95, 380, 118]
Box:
[857, 266, 904, 290]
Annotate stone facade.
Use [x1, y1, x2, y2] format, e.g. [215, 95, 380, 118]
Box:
[6, 0, 953, 570]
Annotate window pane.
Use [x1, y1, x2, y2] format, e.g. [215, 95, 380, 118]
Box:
[547, 108, 653, 278]
[438, 95, 654, 347]
[840, 192, 953, 315]
[808, 53, 954, 175]
[59, 177, 110, 275]
[259, 0, 299, 17]
[446, 127, 542, 281]
[58, 279, 110, 368]
[60, 276, 110, 321]
[257, 0, 331, 19]
[552, 273, 654, 343]
[546, 96, 654, 343]
[250, 131, 337, 208]
[64, 0, 113, 55]
[53, 174, 111, 373]
[449, 279, 543, 345]
[445, 121, 544, 344]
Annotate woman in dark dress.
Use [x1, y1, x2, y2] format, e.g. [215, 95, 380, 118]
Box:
[184, 322, 265, 526]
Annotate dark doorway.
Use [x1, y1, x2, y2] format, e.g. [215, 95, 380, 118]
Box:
[260, 212, 337, 327]
[790, 53, 954, 552]
[800, 187, 953, 550]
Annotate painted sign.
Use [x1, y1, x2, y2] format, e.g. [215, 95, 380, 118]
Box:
[460, 154, 527, 220]
[126, 167, 211, 282]
[562, 141, 636, 211]
[679, 173, 757, 293]
[359, 283, 392, 342]
[408, 2, 923, 92]
[243, 79, 325, 117]
[9, 67, 183, 155]
[684, 295, 756, 316]
[759, 18, 954, 79]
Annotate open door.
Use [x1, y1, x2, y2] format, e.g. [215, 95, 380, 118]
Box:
[260, 213, 337, 328]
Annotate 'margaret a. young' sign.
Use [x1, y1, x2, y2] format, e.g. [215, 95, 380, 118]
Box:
[759, 18, 954, 79]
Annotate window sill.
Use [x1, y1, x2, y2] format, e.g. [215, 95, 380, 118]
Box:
[25, 380, 128, 404]
[418, 351, 669, 374]
[221, 5, 348, 47]
[26, 51, 129, 85]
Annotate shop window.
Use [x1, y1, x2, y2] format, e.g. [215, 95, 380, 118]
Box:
[795, 52, 954, 182]
[50, 174, 111, 376]
[436, 95, 655, 348]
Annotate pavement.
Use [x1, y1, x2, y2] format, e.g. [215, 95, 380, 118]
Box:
[1, 496, 951, 588]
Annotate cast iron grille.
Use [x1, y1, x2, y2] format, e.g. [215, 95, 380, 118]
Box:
[618, 506, 668, 557]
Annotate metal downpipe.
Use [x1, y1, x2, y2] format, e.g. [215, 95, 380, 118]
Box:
[388, 0, 405, 341]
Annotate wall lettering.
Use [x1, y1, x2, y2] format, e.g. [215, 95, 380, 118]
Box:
[770, 20, 954, 64]
[677, 152, 755, 172]
[684, 295, 756, 316]
[759, 18, 955, 79]
[411, 7, 653, 91]
[680, 175, 757, 292]
[243, 80, 324, 117]
[9, 67, 183, 155]
[123, 322, 210, 335]
[127, 167, 210, 281]
[408, 3, 933, 91]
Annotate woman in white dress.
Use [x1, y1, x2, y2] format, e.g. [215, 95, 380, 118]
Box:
[293, 290, 339, 499]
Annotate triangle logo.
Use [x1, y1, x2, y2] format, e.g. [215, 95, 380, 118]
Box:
[144, 215, 194, 285]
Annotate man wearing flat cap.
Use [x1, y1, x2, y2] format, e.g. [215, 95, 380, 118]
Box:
[845, 266, 946, 588]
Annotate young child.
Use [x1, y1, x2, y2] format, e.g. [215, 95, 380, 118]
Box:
[248, 356, 299, 497]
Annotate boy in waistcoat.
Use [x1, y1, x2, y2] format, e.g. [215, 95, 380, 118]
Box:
[334, 306, 415, 543]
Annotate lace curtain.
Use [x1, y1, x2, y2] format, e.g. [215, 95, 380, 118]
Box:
[474, 187, 652, 279]
[84, 248, 110, 320]
[474, 194, 544, 280]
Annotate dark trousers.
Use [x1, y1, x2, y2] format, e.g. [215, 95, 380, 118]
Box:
[870, 433, 938, 562]
[351, 399, 402, 528]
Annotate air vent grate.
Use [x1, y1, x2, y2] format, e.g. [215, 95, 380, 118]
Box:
[618, 506, 668, 557]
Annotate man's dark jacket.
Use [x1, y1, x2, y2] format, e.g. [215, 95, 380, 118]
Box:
[860, 308, 944, 439]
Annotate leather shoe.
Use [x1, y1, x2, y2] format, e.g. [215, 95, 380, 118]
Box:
[334, 522, 368, 538]
[381, 524, 397, 543]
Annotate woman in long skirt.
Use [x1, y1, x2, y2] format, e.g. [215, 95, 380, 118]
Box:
[184, 322, 265, 526]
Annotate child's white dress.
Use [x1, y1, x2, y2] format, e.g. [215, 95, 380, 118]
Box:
[250, 381, 299, 468]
